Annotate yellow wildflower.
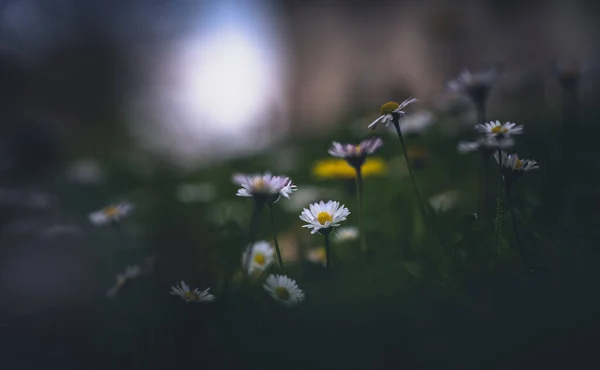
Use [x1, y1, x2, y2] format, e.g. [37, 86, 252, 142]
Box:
[311, 158, 388, 180]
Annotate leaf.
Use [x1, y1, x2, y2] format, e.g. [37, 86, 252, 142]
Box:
[403, 261, 423, 279]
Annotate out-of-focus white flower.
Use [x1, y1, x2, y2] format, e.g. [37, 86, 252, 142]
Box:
[106, 265, 143, 298]
[368, 98, 418, 130]
[306, 246, 327, 266]
[428, 190, 460, 213]
[494, 151, 539, 182]
[89, 202, 134, 226]
[263, 274, 305, 306]
[331, 226, 359, 243]
[448, 68, 499, 106]
[475, 121, 523, 137]
[170, 281, 215, 303]
[328, 137, 384, 168]
[66, 159, 105, 185]
[458, 135, 515, 155]
[232, 172, 297, 203]
[299, 200, 350, 235]
[175, 183, 216, 203]
[24, 192, 51, 209]
[241, 241, 275, 275]
[394, 111, 435, 135]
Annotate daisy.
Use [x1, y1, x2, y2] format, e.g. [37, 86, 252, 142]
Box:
[89, 202, 134, 226]
[332, 226, 359, 243]
[241, 241, 275, 275]
[494, 151, 539, 181]
[475, 121, 523, 138]
[170, 281, 215, 303]
[306, 246, 327, 266]
[458, 135, 515, 155]
[368, 97, 418, 130]
[395, 110, 435, 136]
[299, 200, 350, 235]
[448, 68, 498, 106]
[106, 265, 142, 298]
[233, 172, 297, 203]
[328, 137, 384, 168]
[263, 274, 305, 306]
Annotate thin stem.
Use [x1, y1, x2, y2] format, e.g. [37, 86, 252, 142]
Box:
[505, 180, 525, 262]
[355, 167, 367, 255]
[393, 120, 446, 248]
[324, 231, 332, 269]
[493, 150, 505, 269]
[267, 203, 284, 267]
[243, 200, 264, 277]
[479, 154, 489, 218]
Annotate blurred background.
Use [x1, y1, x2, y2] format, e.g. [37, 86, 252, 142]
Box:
[1, 0, 600, 368]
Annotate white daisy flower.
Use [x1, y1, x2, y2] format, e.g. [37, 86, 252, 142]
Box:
[447, 68, 498, 105]
[457, 135, 515, 155]
[242, 240, 275, 275]
[89, 202, 134, 226]
[395, 110, 435, 136]
[263, 274, 305, 306]
[299, 200, 350, 235]
[306, 246, 327, 266]
[106, 265, 143, 298]
[428, 190, 459, 213]
[494, 151, 539, 181]
[328, 137, 383, 168]
[232, 172, 297, 203]
[368, 97, 418, 130]
[332, 226, 359, 243]
[170, 281, 215, 303]
[475, 121, 523, 137]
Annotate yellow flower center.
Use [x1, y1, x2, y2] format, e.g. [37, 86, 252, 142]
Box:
[253, 253, 266, 265]
[317, 211, 333, 225]
[253, 178, 266, 190]
[491, 126, 508, 134]
[274, 286, 290, 301]
[380, 101, 400, 115]
[103, 206, 120, 218]
[184, 291, 199, 301]
[354, 145, 362, 154]
[515, 159, 523, 169]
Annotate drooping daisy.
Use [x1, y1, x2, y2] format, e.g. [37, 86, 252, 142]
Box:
[328, 137, 384, 168]
[299, 200, 350, 235]
[494, 151, 539, 182]
[368, 97, 418, 130]
[332, 226, 359, 243]
[233, 172, 297, 203]
[476, 121, 523, 138]
[242, 241, 275, 275]
[447, 68, 498, 106]
[263, 274, 305, 306]
[170, 281, 215, 303]
[89, 202, 134, 226]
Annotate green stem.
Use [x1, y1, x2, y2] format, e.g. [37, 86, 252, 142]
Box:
[393, 120, 446, 249]
[493, 150, 505, 269]
[267, 203, 284, 267]
[355, 167, 367, 255]
[479, 154, 489, 218]
[324, 231, 332, 269]
[505, 180, 525, 262]
[243, 200, 264, 277]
